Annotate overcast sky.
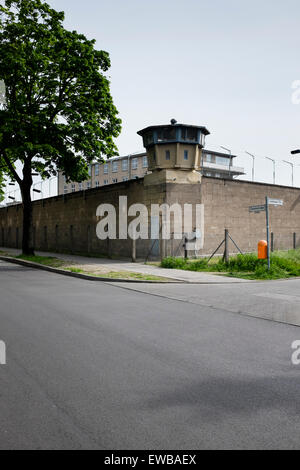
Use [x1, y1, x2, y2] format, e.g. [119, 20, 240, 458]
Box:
[6, 0, 300, 199]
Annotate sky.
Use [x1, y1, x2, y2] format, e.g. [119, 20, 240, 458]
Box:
[4, 0, 300, 200]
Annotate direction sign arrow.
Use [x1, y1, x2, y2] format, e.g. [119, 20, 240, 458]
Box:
[268, 198, 283, 206]
[249, 204, 266, 213]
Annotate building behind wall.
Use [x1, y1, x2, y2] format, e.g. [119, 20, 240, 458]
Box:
[58, 152, 149, 195]
[58, 150, 244, 195]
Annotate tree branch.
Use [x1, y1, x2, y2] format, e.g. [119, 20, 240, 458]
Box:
[0, 150, 22, 186]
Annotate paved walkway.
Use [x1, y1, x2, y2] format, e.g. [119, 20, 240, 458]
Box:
[0, 247, 250, 284]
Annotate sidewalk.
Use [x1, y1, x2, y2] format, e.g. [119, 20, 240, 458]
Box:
[0, 247, 250, 284]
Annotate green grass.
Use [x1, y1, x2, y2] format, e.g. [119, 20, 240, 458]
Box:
[16, 254, 65, 268]
[97, 271, 169, 281]
[161, 249, 300, 280]
[67, 267, 82, 273]
[65, 267, 169, 281]
[275, 248, 300, 262]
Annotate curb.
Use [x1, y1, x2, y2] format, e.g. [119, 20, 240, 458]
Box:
[0, 255, 183, 284]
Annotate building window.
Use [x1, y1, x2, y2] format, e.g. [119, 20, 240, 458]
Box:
[95, 180, 99, 187]
[132, 158, 138, 170]
[112, 161, 118, 172]
[104, 164, 108, 174]
[104, 179, 109, 185]
[88, 165, 92, 177]
[184, 150, 189, 160]
[122, 159, 128, 171]
[71, 184, 76, 193]
[123, 177, 129, 182]
[64, 186, 68, 194]
[78, 183, 83, 191]
[216, 156, 230, 166]
[143, 156, 148, 167]
[87, 181, 91, 189]
[205, 154, 212, 163]
[95, 164, 100, 176]
[165, 150, 170, 161]
[112, 178, 118, 183]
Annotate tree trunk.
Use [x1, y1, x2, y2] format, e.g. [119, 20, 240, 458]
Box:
[21, 183, 34, 255]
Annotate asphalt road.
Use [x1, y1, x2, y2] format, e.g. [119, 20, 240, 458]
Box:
[1, 260, 300, 450]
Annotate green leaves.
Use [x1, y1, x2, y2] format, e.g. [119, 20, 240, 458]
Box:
[0, 0, 122, 183]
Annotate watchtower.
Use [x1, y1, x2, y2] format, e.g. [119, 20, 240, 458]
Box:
[137, 119, 210, 185]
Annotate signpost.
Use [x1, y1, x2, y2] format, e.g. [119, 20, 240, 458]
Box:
[249, 197, 284, 270]
[265, 197, 270, 270]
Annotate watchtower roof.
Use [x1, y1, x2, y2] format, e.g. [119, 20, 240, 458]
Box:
[137, 122, 210, 137]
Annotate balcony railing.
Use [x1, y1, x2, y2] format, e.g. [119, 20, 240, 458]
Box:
[202, 161, 244, 174]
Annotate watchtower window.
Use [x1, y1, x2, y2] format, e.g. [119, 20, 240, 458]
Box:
[184, 150, 189, 160]
[181, 127, 197, 142]
[144, 131, 154, 146]
[157, 127, 176, 142]
[165, 150, 170, 160]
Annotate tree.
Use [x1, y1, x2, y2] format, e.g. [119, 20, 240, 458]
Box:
[0, 81, 6, 202]
[0, 0, 121, 254]
[0, 173, 4, 203]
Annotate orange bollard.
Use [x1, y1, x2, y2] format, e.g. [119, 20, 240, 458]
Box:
[258, 240, 268, 259]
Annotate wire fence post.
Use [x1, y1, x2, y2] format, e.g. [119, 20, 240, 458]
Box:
[223, 229, 229, 263]
[271, 232, 274, 252]
[184, 236, 188, 260]
[132, 238, 136, 263]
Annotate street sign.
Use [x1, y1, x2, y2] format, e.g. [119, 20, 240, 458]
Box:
[268, 198, 283, 206]
[249, 204, 266, 213]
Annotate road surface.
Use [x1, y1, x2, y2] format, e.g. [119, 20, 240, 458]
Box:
[0, 259, 300, 449]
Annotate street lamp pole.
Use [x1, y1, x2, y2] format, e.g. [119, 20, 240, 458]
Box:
[220, 146, 232, 176]
[33, 182, 43, 200]
[7, 190, 16, 203]
[265, 157, 276, 185]
[48, 176, 57, 197]
[283, 160, 294, 187]
[245, 151, 255, 182]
